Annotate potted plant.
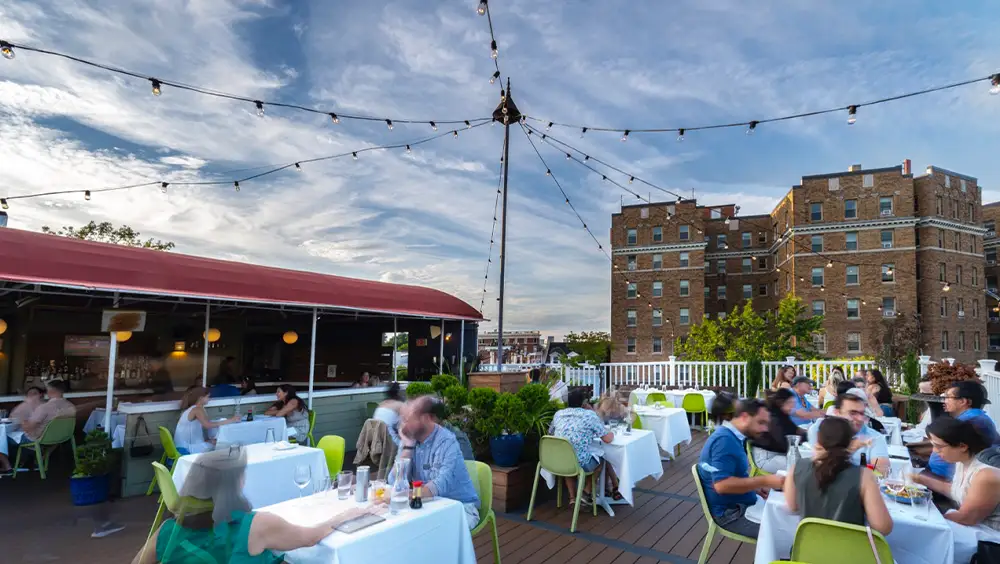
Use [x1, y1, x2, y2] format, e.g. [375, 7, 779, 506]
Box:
[477, 392, 530, 466]
[70, 429, 114, 506]
[516, 384, 559, 461]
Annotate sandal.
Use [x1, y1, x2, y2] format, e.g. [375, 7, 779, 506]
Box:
[611, 489, 624, 501]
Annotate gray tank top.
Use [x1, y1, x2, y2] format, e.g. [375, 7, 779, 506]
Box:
[793, 460, 865, 526]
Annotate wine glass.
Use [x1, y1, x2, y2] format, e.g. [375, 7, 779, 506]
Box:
[293, 465, 312, 498]
[264, 428, 276, 444]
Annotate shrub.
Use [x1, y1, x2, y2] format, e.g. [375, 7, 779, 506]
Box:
[405, 382, 435, 399]
[902, 352, 920, 395]
[517, 383, 558, 437]
[746, 359, 763, 398]
[468, 387, 499, 415]
[73, 429, 114, 477]
[927, 362, 980, 395]
[431, 374, 461, 394]
[476, 393, 530, 438]
[442, 385, 469, 415]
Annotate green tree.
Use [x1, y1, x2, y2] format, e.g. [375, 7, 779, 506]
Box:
[563, 331, 612, 365]
[673, 318, 726, 360]
[770, 295, 825, 359]
[41, 221, 175, 251]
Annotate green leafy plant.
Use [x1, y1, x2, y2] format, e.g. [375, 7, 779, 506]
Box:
[73, 430, 113, 478]
[442, 385, 469, 416]
[476, 393, 530, 438]
[517, 383, 559, 438]
[431, 374, 461, 394]
[746, 359, 763, 398]
[405, 382, 435, 399]
[902, 352, 920, 395]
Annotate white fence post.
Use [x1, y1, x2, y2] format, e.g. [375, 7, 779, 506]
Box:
[945, 357, 956, 366]
[668, 356, 677, 387]
[919, 355, 931, 378]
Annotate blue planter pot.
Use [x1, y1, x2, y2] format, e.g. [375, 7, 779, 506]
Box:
[490, 433, 525, 467]
[70, 474, 110, 506]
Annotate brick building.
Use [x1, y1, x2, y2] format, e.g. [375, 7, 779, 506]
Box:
[611, 161, 987, 364]
[477, 329, 544, 364]
[982, 203, 1000, 359]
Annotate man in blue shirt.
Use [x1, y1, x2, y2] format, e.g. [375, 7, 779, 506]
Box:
[698, 399, 784, 538]
[789, 376, 824, 426]
[807, 390, 890, 475]
[392, 396, 481, 528]
[927, 381, 1000, 479]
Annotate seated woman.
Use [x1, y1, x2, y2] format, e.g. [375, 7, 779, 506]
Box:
[174, 386, 239, 454]
[551, 390, 615, 506]
[784, 417, 893, 536]
[239, 376, 258, 396]
[911, 416, 1000, 562]
[352, 372, 372, 388]
[816, 366, 845, 410]
[770, 366, 795, 392]
[264, 384, 309, 439]
[595, 393, 628, 424]
[132, 448, 385, 563]
[372, 383, 404, 429]
[751, 388, 808, 474]
[865, 369, 894, 415]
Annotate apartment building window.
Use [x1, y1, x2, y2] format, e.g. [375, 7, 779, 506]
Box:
[828, 178, 840, 191]
[627, 255, 637, 271]
[718, 311, 727, 320]
[758, 284, 768, 296]
[680, 252, 689, 267]
[881, 230, 894, 249]
[844, 199, 858, 219]
[953, 200, 960, 220]
[627, 309, 637, 327]
[879, 197, 893, 216]
[882, 264, 895, 283]
[968, 203, 975, 222]
[758, 232, 767, 245]
[813, 333, 827, 353]
[863, 174, 874, 188]
[883, 297, 896, 316]
[812, 300, 825, 317]
[969, 238, 976, 254]
[974, 299, 980, 319]
[847, 299, 860, 319]
[653, 281, 663, 298]
[811, 235, 824, 252]
[941, 298, 948, 317]
[704, 286, 710, 297]
[742, 258, 752, 273]
[680, 308, 690, 325]
[652, 226, 663, 243]
[812, 267, 824, 286]
[955, 233, 961, 252]
[945, 176, 951, 188]
[627, 283, 637, 299]
[846, 265, 860, 285]
[846, 231, 858, 251]
[705, 260, 711, 273]
[717, 234, 727, 249]
[956, 265, 962, 285]
[652, 309, 663, 327]
[810, 202, 823, 221]
[988, 249, 997, 264]
[743, 284, 752, 299]
[718, 286, 727, 300]
[652, 254, 663, 270]
[975, 332, 981, 352]
[758, 257, 767, 270]
[626, 337, 636, 354]
[961, 178, 967, 192]
[938, 229, 944, 247]
[916, 230, 921, 246]
[679, 280, 689, 297]
[847, 332, 862, 353]
[942, 331, 949, 352]
[718, 260, 726, 274]
[679, 225, 689, 241]
[936, 196, 943, 215]
[742, 232, 751, 247]
[939, 263, 946, 282]
[652, 337, 663, 354]
[627, 229, 637, 245]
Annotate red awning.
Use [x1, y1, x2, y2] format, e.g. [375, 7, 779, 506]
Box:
[0, 228, 483, 321]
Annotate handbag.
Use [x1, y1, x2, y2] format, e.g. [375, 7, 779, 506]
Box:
[129, 415, 154, 458]
[865, 525, 883, 564]
[972, 540, 1000, 563]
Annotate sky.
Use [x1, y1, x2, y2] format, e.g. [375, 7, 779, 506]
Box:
[1, 0, 999, 340]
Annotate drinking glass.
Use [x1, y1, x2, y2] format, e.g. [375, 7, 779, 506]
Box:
[293, 465, 312, 498]
[911, 489, 931, 521]
[264, 428, 276, 444]
[315, 476, 331, 498]
[337, 471, 353, 500]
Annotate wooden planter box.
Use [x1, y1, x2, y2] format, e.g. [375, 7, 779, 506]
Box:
[469, 371, 528, 393]
[491, 461, 538, 513]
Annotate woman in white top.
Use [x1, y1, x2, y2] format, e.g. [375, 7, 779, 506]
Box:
[372, 383, 403, 430]
[912, 416, 1000, 563]
[174, 386, 239, 454]
[816, 366, 845, 410]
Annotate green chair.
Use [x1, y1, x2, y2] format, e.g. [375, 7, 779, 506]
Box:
[146, 426, 184, 496]
[13, 417, 78, 480]
[306, 410, 316, 446]
[317, 435, 346, 478]
[745, 440, 771, 477]
[631, 412, 644, 430]
[823, 400, 835, 410]
[526, 436, 597, 533]
[147, 461, 215, 541]
[692, 465, 756, 564]
[646, 392, 668, 405]
[366, 402, 379, 419]
[465, 460, 501, 563]
[682, 393, 709, 428]
[791, 517, 893, 563]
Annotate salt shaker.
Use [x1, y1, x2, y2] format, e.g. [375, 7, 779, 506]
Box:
[355, 465, 370, 502]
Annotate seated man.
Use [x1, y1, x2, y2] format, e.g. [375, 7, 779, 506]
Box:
[550, 390, 616, 505]
[390, 396, 480, 528]
[789, 376, 825, 426]
[807, 390, 890, 475]
[22, 380, 76, 442]
[698, 399, 784, 538]
[927, 381, 1000, 479]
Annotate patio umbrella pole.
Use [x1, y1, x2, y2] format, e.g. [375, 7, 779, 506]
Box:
[103, 334, 118, 432]
[439, 319, 445, 375]
[307, 308, 317, 410]
[493, 79, 520, 374]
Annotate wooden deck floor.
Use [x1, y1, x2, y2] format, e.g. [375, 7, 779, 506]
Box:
[475, 431, 756, 564]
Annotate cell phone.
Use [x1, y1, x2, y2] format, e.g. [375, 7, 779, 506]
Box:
[334, 513, 386, 534]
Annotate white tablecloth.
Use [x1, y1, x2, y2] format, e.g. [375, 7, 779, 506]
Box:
[0, 422, 11, 456]
[541, 428, 663, 506]
[173, 443, 329, 509]
[211, 416, 291, 446]
[755, 489, 972, 564]
[798, 446, 913, 480]
[664, 389, 716, 413]
[112, 424, 126, 449]
[259, 493, 476, 564]
[628, 388, 670, 406]
[1, 422, 26, 456]
[875, 416, 903, 446]
[84, 409, 126, 434]
[634, 407, 692, 456]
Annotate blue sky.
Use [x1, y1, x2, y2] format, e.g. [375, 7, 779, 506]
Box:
[1, 0, 999, 338]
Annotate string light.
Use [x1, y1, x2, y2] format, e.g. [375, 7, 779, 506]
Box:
[160, 182, 169, 193]
[0, 198, 7, 210]
[254, 101, 264, 117]
[490, 40, 498, 59]
[545, 169, 551, 176]
[477, 0, 487, 16]
[847, 105, 858, 125]
[677, 128, 685, 142]
[294, 162, 302, 170]
[580, 127, 588, 138]
[621, 130, 630, 142]
[234, 181, 240, 192]
[84, 190, 91, 201]
[465, 120, 472, 128]
[547, 122, 553, 131]
[0, 41, 13, 60]
[330, 113, 340, 124]
[352, 152, 358, 160]
[385, 119, 393, 130]
[430, 121, 437, 131]
[943, 283, 952, 292]
[490, 71, 500, 84]
[746, 121, 758, 135]
[826, 260, 834, 268]
[150, 78, 162, 96]
[991, 74, 1000, 95]
[724, 216, 731, 225]
[453, 130, 459, 138]
[629, 176, 635, 184]
[405, 145, 412, 154]
[566, 153, 571, 160]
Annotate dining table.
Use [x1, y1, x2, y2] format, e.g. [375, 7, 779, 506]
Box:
[209, 415, 293, 446]
[633, 405, 692, 458]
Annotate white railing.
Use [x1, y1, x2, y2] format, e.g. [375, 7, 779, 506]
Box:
[477, 363, 542, 373]
[979, 361, 1000, 424]
[562, 366, 603, 399]
[762, 357, 877, 389]
[601, 358, 749, 398]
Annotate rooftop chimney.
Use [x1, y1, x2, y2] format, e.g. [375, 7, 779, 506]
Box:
[848, 164, 862, 172]
[902, 159, 911, 175]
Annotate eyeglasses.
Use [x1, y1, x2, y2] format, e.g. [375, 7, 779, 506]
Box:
[942, 394, 962, 400]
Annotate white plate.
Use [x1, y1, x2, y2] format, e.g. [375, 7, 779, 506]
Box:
[273, 441, 297, 451]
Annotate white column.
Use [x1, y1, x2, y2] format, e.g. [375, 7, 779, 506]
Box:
[438, 320, 445, 374]
[392, 317, 398, 382]
[459, 320, 466, 384]
[103, 334, 118, 431]
[978, 359, 997, 373]
[202, 303, 210, 387]
[307, 308, 317, 410]
[668, 355, 677, 387]
[919, 355, 931, 378]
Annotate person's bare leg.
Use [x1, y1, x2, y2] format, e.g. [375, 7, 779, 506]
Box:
[583, 462, 603, 496]
[606, 464, 619, 491]
[0, 453, 11, 472]
[565, 476, 578, 504]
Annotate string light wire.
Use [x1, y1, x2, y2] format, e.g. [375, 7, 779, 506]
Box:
[480, 135, 506, 313]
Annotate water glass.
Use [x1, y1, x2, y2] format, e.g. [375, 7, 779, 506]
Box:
[293, 464, 312, 498]
[315, 476, 331, 498]
[337, 471, 353, 500]
[264, 428, 276, 444]
[911, 490, 931, 521]
[0, 409, 8, 419]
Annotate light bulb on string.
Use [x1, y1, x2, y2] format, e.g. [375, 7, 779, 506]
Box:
[0, 198, 7, 210]
[429, 121, 437, 131]
[943, 283, 951, 292]
[820, 285, 826, 292]
[160, 182, 169, 193]
[330, 113, 339, 124]
[84, 190, 91, 201]
[385, 119, 393, 130]
[150, 79, 162, 96]
[583, 155, 589, 162]
[580, 127, 588, 138]
[990, 74, 1000, 95]
[254, 101, 264, 117]
[490, 40, 498, 59]
[234, 181, 240, 192]
[477, 0, 487, 16]
[826, 260, 834, 268]
[565, 153, 571, 160]
[847, 105, 858, 125]
[453, 130, 459, 138]
[405, 145, 411, 154]
[352, 152, 358, 160]
[621, 130, 630, 142]
[545, 169, 551, 176]
[0, 41, 14, 60]
[724, 217, 731, 225]
[294, 162, 302, 171]
[490, 71, 500, 84]
[629, 176, 635, 184]
[677, 128, 685, 142]
[464, 120, 472, 129]
[746, 121, 758, 135]
[546, 122, 553, 131]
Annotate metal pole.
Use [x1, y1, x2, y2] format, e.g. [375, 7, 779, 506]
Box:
[439, 320, 445, 374]
[103, 334, 118, 431]
[202, 303, 210, 387]
[459, 320, 466, 384]
[308, 308, 317, 410]
[496, 84, 513, 374]
[392, 317, 398, 382]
